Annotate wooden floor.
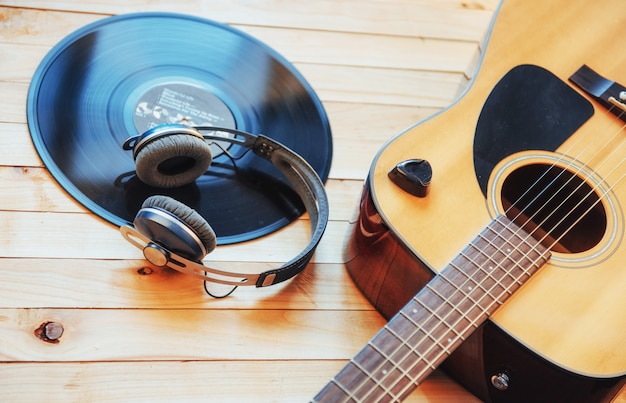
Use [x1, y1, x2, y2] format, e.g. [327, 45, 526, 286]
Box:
[0, 1, 624, 401]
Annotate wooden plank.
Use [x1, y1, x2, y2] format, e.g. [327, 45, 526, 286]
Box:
[1, 0, 498, 41]
[0, 100, 441, 180]
[0, 166, 86, 213]
[298, 63, 467, 107]
[0, 210, 349, 263]
[0, 258, 374, 310]
[0, 308, 385, 361]
[0, 362, 478, 403]
[0, 36, 474, 86]
[0, 7, 104, 46]
[0, 171, 359, 223]
[0, 82, 28, 124]
[0, 8, 481, 73]
[0, 42, 469, 108]
[239, 26, 480, 72]
[0, 165, 365, 221]
[0, 43, 43, 82]
[323, 102, 442, 179]
[0, 122, 41, 166]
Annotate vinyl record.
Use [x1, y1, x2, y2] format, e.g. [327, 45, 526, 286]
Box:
[27, 12, 332, 245]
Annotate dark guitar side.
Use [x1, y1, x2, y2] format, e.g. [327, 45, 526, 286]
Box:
[335, 0, 626, 401]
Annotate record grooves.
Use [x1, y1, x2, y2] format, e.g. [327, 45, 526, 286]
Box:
[27, 13, 332, 245]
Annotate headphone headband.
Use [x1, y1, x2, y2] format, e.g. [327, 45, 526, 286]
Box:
[120, 124, 329, 289]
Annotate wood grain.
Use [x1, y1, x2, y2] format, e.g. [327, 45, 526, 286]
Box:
[0, 0, 623, 401]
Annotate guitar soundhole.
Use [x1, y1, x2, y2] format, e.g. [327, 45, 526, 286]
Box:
[500, 163, 607, 253]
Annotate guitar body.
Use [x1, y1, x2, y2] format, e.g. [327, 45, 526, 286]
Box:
[345, 0, 626, 401]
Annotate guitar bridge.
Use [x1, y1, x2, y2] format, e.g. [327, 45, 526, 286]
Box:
[569, 64, 626, 122]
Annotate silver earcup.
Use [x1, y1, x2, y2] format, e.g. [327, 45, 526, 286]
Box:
[134, 195, 217, 261]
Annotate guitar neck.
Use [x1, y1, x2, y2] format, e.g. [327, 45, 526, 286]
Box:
[314, 215, 551, 402]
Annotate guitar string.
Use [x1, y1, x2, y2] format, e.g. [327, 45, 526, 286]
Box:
[495, 106, 620, 230]
[512, 154, 625, 257]
[501, 100, 626, 232]
[344, 104, 626, 401]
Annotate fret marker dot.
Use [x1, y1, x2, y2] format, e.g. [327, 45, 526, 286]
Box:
[448, 338, 453, 343]
[412, 309, 417, 314]
[382, 369, 388, 375]
[507, 248, 512, 253]
[467, 286, 473, 291]
[489, 266, 494, 271]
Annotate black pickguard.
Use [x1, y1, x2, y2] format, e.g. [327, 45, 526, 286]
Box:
[473, 64, 594, 195]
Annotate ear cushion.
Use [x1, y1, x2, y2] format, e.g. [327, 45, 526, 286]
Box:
[135, 134, 212, 188]
[142, 195, 217, 255]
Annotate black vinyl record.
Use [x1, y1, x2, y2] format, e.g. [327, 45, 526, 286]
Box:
[27, 13, 332, 245]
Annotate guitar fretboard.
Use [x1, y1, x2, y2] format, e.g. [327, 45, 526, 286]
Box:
[313, 215, 551, 402]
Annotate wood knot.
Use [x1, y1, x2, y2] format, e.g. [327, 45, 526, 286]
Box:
[35, 321, 64, 344]
[137, 267, 153, 275]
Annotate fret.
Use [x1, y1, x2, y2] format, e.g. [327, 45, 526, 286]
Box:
[458, 239, 518, 291]
[405, 287, 469, 344]
[434, 272, 494, 323]
[367, 340, 412, 383]
[489, 216, 549, 267]
[449, 260, 507, 308]
[353, 329, 413, 400]
[313, 216, 551, 403]
[379, 324, 437, 378]
[399, 298, 466, 362]
[452, 255, 502, 299]
[328, 342, 400, 402]
[403, 294, 465, 343]
[349, 351, 398, 401]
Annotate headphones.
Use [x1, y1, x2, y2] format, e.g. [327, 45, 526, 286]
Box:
[119, 123, 329, 295]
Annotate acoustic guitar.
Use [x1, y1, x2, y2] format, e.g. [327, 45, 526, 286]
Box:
[314, 1, 626, 402]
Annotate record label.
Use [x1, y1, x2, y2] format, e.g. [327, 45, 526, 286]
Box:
[133, 83, 235, 130]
